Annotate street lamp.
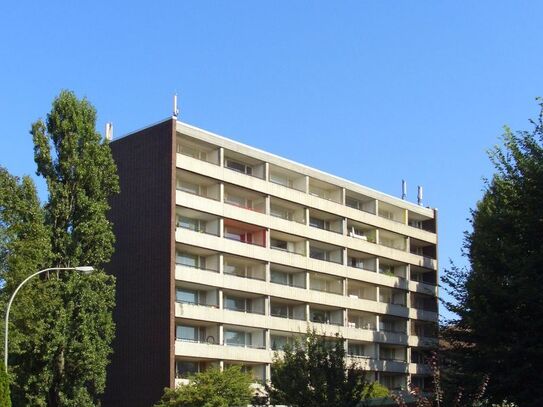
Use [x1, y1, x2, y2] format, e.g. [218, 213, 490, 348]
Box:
[4, 266, 94, 369]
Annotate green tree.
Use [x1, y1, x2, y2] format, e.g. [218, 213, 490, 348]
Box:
[0, 366, 11, 407]
[0, 90, 119, 406]
[154, 366, 253, 407]
[266, 331, 388, 407]
[441, 100, 543, 407]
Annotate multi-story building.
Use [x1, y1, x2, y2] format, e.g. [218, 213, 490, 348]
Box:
[103, 118, 439, 407]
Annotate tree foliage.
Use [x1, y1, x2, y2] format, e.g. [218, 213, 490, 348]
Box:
[0, 365, 11, 407]
[154, 366, 253, 407]
[266, 331, 388, 407]
[0, 90, 119, 406]
[441, 99, 543, 407]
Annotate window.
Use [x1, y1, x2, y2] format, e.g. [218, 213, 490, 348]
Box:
[346, 196, 362, 210]
[270, 335, 288, 350]
[309, 247, 326, 260]
[349, 257, 365, 269]
[310, 309, 329, 323]
[176, 252, 206, 269]
[176, 361, 199, 378]
[225, 192, 249, 208]
[177, 216, 206, 232]
[348, 344, 366, 357]
[270, 303, 289, 318]
[224, 296, 248, 312]
[177, 144, 207, 161]
[177, 180, 205, 196]
[176, 325, 199, 342]
[176, 288, 199, 304]
[269, 172, 293, 188]
[270, 269, 289, 285]
[309, 217, 327, 230]
[224, 330, 251, 347]
[270, 205, 294, 221]
[226, 159, 252, 175]
[380, 347, 396, 361]
[270, 238, 288, 251]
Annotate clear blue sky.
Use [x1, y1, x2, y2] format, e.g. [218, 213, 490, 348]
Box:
[2, 2, 542, 320]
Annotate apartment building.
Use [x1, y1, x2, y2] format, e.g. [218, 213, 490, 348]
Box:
[103, 118, 439, 407]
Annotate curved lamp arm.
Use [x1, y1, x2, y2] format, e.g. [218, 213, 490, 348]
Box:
[4, 266, 94, 369]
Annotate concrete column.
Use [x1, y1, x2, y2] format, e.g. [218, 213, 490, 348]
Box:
[265, 262, 271, 282]
[219, 182, 225, 203]
[304, 175, 309, 194]
[306, 304, 310, 322]
[219, 147, 224, 167]
[264, 162, 270, 181]
[265, 195, 271, 215]
[341, 187, 346, 205]
[219, 360, 224, 371]
[219, 218, 224, 238]
[342, 217, 348, 236]
[406, 346, 411, 364]
[374, 199, 379, 216]
[304, 208, 310, 225]
[375, 229, 380, 247]
[305, 271, 310, 290]
[219, 324, 224, 345]
[265, 364, 271, 382]
[342, 248, 348, 266]
[218, 253, 224, 274]
[375, 257, 380, 274]
[375, 314, 380, 332]
[266, 228, 271, 249]
[218, 289, 224, 309]
[305, 240, 310, 258]
[265, 295, 270, 316]
[405, 264, 411, 282]
[406, 236, 411, 253]
[403, 209, 409, 225]
[342, 278, 347, 296]
[375, 286, 380, 303]
[265, 329, 271, 349]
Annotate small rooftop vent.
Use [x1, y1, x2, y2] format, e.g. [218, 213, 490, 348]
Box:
[105, 122, 113, 141]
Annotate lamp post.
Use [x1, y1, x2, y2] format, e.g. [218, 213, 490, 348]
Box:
[4, 266, 94, 369]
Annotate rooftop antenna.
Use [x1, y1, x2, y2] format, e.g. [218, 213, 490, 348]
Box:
[401, 180, 407, 200]
[105, 122, 113, 141]
[417, 186, 423, 206]
[173, 93, 179, 118]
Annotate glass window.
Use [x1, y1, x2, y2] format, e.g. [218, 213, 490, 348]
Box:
[178, 180, 199, 195]
[270, 270, 288, 285]
[225, 330, 250, 347]
[270, 303, 289, 318]
[310, 247, 326, 260]
[310, 310, 329, 323]
[309, 217, 325, 229]
[224, 296, 246, 312]
[176, 325, 198, 342]
[176, 361, 199, 378]
[226, 159, 252, 175]
[176, 289, 198, 304]
[271, 335, 288, 350]
[270, 239, 288, 251]
[346, 196, 361, 210]
[348, 344, 365, 356]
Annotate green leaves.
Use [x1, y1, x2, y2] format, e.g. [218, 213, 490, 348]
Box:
[154, 366, 253, 407]
[1, 90, 119, 406]
[441, 99, 543, 407]
[266, 331, 386, 407]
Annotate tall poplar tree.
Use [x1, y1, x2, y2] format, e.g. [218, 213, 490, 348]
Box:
[1, 90, 119, 406]
[442, 100, 543, 407]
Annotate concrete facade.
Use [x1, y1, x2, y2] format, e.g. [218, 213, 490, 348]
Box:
[104, 118, 438, 406]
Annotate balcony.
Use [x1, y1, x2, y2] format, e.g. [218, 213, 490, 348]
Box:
[176, 207, 220, 236]
[309, 273, 343, 295]
[347, 250, 376, 272]
[345, 191, 376, 215]
[347, 280, 377, 301]
[224, 363, 267, 382]
[269, 298, 306, 320]
[379, 345, 407, 363]
[379, 317, 407, 334]
[176, 322, 220, 345]
[308, 178, 342, 203]
[378, 259, 406, 279]
[379, 287, 406, 307]
[224, 150, 265, 180]
[223, 219, 266, 247]
[347, 340, 375, 359]
[308, 208, 343, 234]
[269, 197, 305, 224]
[309, 306, 343, 326]
[270, 231, 305, 256]
[410, 238, 437, 260]
[176, 170, 220, 200]
[176, 133, 220, 165]
[347, 310, 376, 330]
[347, 220, 376, 243]
[408, 211, 436, 233]
[175, 245, 220, 272]
[223, 291, 265, 315]
[176, 284, 219, 308]
[223, 254, 266, 280]
[378, 230, 407, 251]
[224, 184, 266, 214]
[410, 265, 437, 286]
[270, 264, 306, 288]
[378, 201, 405, 224]
[268, 164, 306, 192]
[309, 241, 343, 264]
[411, 321, 438, 339]
[411, 293, 438, 313]
[224, 326, 266, 349]
[270, 332, 301, 351]
[175, 359, 219, 379]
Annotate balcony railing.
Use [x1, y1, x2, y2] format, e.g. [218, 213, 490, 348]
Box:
[177, 300, 218, 308]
